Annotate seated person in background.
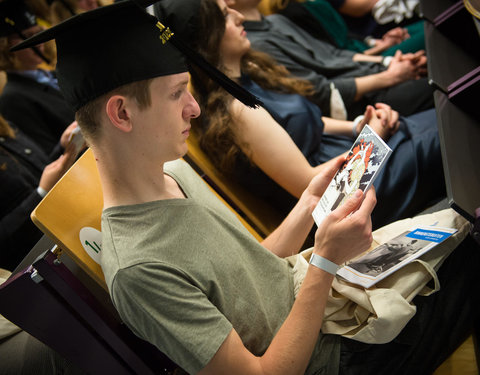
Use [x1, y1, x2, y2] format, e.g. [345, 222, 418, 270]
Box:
[279, 0, 425, 56]
[0, 114, 79, 271]
[0, 0, 75, 154]
[178, 0, 444, 228]
[15, 2, 479, 374]
[24, 0, 58, 64]
[0, 269, 86, 374]
[49, 0, 111, 25]
[226, 0, 432, 120]
[25, 0, 52, 26]
[328, 0, 423, 38]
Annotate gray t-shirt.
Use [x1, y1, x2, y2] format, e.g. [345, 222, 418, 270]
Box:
[101, 159, 340, 374]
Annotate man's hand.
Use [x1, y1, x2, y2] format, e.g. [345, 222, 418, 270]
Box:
[399, 50, 427, 76]
[382, 27, 409, 44]
[39, 143, 77, 192]
[60, 121, 79, 149]
[304, 154, 347, 211]
[386, 50, 426, 84]
[375, 27, 410, 50]
[313, 188, 376, 265]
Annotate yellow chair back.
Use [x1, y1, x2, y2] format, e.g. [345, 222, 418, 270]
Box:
[258, 0, 291, 15]
[31, 148, 106, 288]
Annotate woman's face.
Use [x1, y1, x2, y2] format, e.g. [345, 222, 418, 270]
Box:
[217, 0, 250, 65]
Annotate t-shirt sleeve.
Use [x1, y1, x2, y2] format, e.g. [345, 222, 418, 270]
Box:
[111, 262, 233, 374]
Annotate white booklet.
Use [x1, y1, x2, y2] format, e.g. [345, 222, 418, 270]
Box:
[337, 226, 457, 288]
[312, 125, 392, 227]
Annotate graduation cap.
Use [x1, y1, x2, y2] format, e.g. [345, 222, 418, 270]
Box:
[11, 0, 262, 111]
[0, 0, 37, 37]
[0, 0, 51, 64]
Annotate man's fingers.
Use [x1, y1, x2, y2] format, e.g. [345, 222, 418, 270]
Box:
[331, 189, 364, 221]
[355, 188, 377, 217]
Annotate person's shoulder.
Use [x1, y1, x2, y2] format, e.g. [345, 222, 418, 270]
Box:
[164, 158, 194, 177]
[267, 13, 298, 28]
[3, 72, 33, 87]
[164, 158, 206, 192]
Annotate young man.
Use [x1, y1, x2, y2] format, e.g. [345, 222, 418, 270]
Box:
[13, 1, 478, 374]
[225, 0, 433, 120]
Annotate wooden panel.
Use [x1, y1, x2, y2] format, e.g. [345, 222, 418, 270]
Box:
[186, 133, 283, 237]
[433, 336, 478, 375]
[31, 149, 106, 288]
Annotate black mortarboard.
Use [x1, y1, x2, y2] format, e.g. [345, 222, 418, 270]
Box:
[0, 0, 51, 64]
[153, 0, 200, 43]
[11, 0, 262, 111]
[0, 0, 37, 37]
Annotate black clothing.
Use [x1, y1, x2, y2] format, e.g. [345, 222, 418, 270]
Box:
[0, 129, 49, 270]
[0, 72, 74, 154]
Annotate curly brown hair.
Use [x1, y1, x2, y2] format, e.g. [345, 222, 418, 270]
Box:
[190, 0, 313, 172]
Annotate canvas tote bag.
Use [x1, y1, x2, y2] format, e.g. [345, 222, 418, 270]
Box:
[288, 208, 471, 343]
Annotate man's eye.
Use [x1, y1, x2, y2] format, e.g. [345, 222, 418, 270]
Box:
[172, 90, 183, 99]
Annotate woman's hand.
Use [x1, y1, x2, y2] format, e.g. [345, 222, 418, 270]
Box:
[361, 103, 399, 141]
[374, 102, 400, 134]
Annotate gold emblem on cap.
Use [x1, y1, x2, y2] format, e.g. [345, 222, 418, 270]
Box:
[156, 21, 174, 44]
[4, 17, 15, 26]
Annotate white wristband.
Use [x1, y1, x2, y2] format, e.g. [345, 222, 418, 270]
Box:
[382, 56, 393, 67]
[309, 253, 340, 276]
[352, 115, 364, 138]
[364, 36, 376, 47]
[36, 186, 47, 198]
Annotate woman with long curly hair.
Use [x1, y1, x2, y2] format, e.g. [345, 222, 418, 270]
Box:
[159, 0, 446, 228]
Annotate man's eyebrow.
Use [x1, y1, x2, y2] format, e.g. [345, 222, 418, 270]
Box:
[171, 79, 189, 90]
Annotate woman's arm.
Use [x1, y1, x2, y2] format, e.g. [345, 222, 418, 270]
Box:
[352, 53, 383, 63]
[231, 100, 349, 255]
[231, 100, 323, 199]
[353, 50, 425, 100]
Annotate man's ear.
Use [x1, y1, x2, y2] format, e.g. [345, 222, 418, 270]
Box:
[105, 95, 133, 133]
